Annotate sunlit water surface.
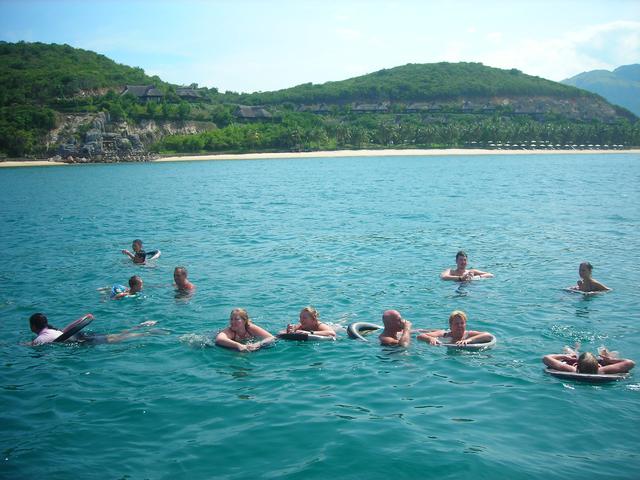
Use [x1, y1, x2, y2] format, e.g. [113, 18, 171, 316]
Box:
[1, 153, 639, 479]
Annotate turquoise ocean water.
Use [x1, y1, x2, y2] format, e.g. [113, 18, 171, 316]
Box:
[1, 153, 639, 479]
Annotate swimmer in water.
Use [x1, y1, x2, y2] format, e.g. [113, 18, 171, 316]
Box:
[29, 313, 158, 346]
[282, 306, 336, 337]
[417, 310, 493, 346]
[174, 266, 195, 292]
[440, 250, 493, 282]
[543, 349, 634, 374]
[111, 275, 144, 299]
[122, 239, 147, 264]
[569, 262, 611, 292]
[215, 308, 275, 352]
[379, 309, 412, 347]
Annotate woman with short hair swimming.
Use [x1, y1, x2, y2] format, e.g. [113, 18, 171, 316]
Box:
[417, 310, 493, 346]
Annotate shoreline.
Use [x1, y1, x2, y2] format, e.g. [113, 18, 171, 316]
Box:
[1, 148, 639, 168]
[156, 148, 640, 163]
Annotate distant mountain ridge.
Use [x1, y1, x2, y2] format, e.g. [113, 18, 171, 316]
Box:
[562, 64, 640, 116]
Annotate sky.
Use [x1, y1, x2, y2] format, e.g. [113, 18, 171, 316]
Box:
[1, 0, 639, 93]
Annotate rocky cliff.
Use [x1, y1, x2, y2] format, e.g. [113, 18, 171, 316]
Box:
[47, 112, 216, 163]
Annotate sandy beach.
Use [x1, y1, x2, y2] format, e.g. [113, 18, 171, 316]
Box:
[155, 148, 640, 163]
[0, 159, 68, 168]
[1, 148, 638, 168]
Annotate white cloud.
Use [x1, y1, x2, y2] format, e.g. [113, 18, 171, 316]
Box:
[482, 20, 640, 80]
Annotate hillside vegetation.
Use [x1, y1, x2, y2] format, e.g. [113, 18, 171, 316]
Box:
[240, 62, 590, 105]
[0, 42, 638, 159]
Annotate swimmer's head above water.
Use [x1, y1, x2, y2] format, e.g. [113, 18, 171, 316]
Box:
[229, 308, 251, 330]
[29, 312, 51, 333]
[449, 310, 468, 336]
[382, 309, 403, 329]
[128, 275, 143, 293]
[578, 262, 593, 279]
[577, 352, 600, 374]
[132, 239, 143, 252]
[455, 251, 468, 269]
[299, 306, 320, 329]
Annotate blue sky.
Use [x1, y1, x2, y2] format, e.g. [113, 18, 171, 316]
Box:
[1, 0, 639, 93]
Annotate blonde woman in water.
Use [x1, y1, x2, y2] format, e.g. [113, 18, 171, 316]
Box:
[215, 308, 274, 352]
[282, 306, 336, 337]
[417, 310, 493, 346]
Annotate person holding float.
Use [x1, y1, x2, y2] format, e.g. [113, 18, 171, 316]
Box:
[279, 306, 336, 339]
[441, 250, 493, 282]
[215, 308, 275, 352]
[111, 275, 144, 299]
[29, 313, 158, 345]
[379, 310, 412, 347]
[568, 262, 611, 293]
[543, 349, 634, 376]
[121, 239, 160, 264]
[174, 266, 195, 293]
[416, 310, 495, 348]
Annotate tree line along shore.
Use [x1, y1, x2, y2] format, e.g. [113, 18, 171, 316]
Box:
[1, 41, 639, 162]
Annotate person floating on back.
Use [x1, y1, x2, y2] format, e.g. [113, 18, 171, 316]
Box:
[122, 239, 160, 264]
[29, 312, 158, 345]
[111, 275, 144, 299]
[174, 266, 195, 293]
[417, 310, 493, 346]
[215, 308, 275, 352]
[441, 250, 493, 282]
[281, 306, 336, 338]
[568, 262, 611, 292]
[379, 309, 412, 347]
[543, 348, 634, 374]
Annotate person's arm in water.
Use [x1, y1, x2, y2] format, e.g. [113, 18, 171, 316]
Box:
[122, 249, 136, 261]
[455, 330, 493, 345]
[416, 329, 446, 345]
[440, 269, 469, 282]
[542, 354, 577, 372]
[589, 278, 611, 292]
[297, 322, 336, 337]
[467, 269, 494, 279]
[244, 324, 275, 351]
[215, 329, 250, 352]
[112, 290, 131, 300]
[280, 323, 301, 335]
[598, 356, 635, 374]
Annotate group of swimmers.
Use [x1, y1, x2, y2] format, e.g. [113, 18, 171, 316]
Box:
[27, 246, 634, 377]
[110, 239, 195, 299]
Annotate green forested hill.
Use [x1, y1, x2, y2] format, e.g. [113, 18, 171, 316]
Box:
[0, 42, 638, 159]
[0, 41, 163, 105]
[241, 62, 591, 105]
